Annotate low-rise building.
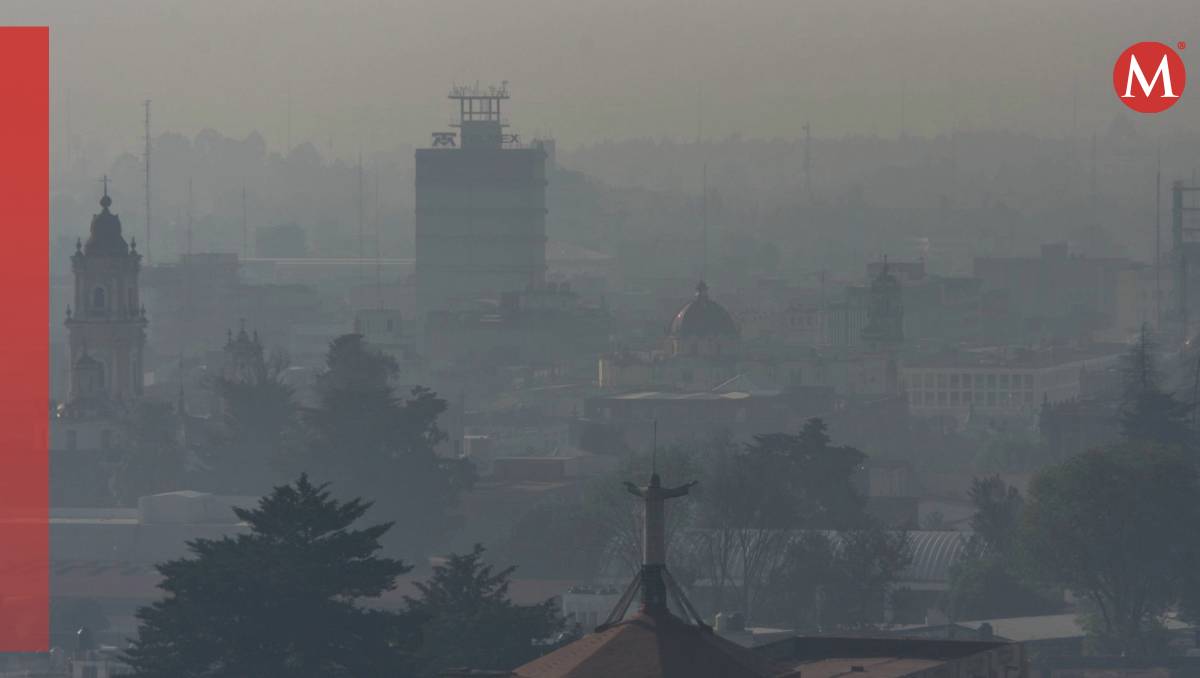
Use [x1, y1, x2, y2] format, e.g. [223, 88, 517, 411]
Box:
[901, 345, 1123, 424]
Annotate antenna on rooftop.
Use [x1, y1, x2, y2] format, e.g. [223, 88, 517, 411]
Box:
[186, 178, 193, 259]
[144, 99, 153, 264]
[357, 152, 365, 259]
[375, 164, 382, 310]
[701, 163, 708, 282]
[242, 187, 249, 260]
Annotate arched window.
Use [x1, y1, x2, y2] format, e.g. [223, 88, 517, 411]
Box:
[92, 287, 106, 310]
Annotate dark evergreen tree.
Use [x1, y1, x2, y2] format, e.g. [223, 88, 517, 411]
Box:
[122, 475, 413, 678]
[757, 527, 911, 631]
[302, 334, 471, 553]
[111, 400, 187, 506]
[966, 475, 1022, 555]
[1119, 326, 1191, 447]
[743, 417, 868, 528]
[405, 545, 562, 677]
[942, 476, 1060, 621]
[209, 351, 299, 494]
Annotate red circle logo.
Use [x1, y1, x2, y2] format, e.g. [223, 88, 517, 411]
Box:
[1113, 42, 1187, 113]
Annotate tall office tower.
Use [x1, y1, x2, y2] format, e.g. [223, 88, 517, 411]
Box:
[415, 83, 547, 321]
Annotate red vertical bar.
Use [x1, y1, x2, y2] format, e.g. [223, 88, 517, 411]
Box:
[0, 26, 49, 652]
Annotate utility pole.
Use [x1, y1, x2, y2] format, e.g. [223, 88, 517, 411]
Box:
[144, 99, 152, 264]
[242, 187, 249, 260]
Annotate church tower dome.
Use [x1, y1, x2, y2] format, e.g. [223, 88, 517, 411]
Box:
[666, 281, 740, 359]
[64, 180, 148, 410]
[860, 258, 904, 348]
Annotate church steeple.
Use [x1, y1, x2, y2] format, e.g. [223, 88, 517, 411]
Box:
[861, 255, 904, 348]
[64, 186, 147, 410]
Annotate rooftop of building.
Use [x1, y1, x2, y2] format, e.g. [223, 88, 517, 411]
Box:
[903, 343, 1126, 370]
[514, 611, 779, 678]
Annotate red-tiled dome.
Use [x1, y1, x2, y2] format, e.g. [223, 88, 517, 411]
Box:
[667, 281, 738, 338]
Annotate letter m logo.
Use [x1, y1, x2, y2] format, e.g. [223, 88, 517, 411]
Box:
[1114, 42, 1187, 114]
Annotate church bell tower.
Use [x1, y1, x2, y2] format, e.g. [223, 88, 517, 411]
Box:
[64, 180, 148, 405]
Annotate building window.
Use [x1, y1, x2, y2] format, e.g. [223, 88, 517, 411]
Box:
[92, 287, 106, 310]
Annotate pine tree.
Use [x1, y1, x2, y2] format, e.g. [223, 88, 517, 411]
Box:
[1119, 326, 1191, 447]
[302, 334, 471, 554]
[209, 353, 299, 494]
[122, 475, 412, 678]
[405, 545, 562, 677]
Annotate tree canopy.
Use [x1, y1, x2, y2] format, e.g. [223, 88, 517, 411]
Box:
[1021, 443, 1200, 655]
[122, 474, 412, 678]
[405, 545, 562, 677]
[1118, 327, 1192, 448]
[301, 334, 471, 553]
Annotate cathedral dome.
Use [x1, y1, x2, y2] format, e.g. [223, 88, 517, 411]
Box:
[667, 281, 738, 338]
[84, 190, 130, 256]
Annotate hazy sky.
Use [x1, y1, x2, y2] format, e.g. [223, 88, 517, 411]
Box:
[9, 0, 1199, 161]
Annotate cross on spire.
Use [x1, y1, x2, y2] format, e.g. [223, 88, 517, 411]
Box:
[99, 175, 112, 209]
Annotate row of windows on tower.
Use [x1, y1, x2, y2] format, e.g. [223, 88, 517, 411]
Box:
[87, 287, 136, 313]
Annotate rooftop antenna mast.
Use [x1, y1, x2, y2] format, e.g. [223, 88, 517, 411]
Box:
[286, 84, 292, 153]
[356, 152, 365, 259]
[1156, 148, 1162, 328]
[241, 187, 249, 260]
[803, 121, 813, 203]
[65, 88, 71, 169]
[697, 84, 707, 283]
[144, 99, 152, 264]
[182, 179, 194, 347]
[702, 162, 708, 282]
[375, 164, 382, 310]
[186, 178, 193, 259]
